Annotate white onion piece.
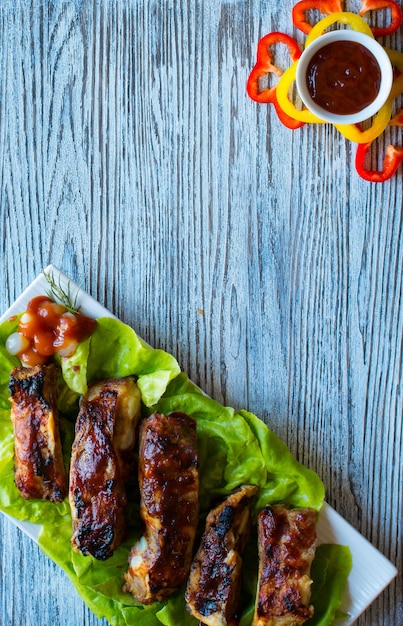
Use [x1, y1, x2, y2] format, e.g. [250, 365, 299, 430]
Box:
[57, 339, 78, 357]
[19, 312, 33, 325]
[6, 332, 30, 355]
[58, 311, 76, 331]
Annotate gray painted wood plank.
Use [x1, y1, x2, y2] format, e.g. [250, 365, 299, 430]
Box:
[0, 0, 401, 624]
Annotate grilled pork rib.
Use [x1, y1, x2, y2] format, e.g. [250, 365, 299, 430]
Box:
[9, 363, 67, 502]
[186, 484, 258, 626]
[69, 377, 141, 560]
[253, 505, 316, 626]
[123, 411, 199, 604]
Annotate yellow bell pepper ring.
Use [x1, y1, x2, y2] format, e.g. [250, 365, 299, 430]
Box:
[305, 12, 374, 48]
[334, 101, 393, 143]
[275, 62, 326, 124]
[387, 49, 403, 101]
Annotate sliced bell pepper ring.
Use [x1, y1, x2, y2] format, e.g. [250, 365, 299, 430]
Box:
[246, 32, 305, 129]
[292, 0, 344, 35]
[334, 100, 393, 143]
[276, 62, 326, 124]
[359, 0, 403, 38]
[389, 108, 403, 126]
[271, 91, 306, 129]
[386, 49, 403, 100]
[246, 32, 301, 102]
[305, 11, 374, 47]
[354, 48, 403, 180]
[356, 142, 403, 182]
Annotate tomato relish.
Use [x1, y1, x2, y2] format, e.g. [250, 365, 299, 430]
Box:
[7, 295, 97, 366]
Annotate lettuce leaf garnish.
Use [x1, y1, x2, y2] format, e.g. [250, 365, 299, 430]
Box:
[153, 373, 325, 513]
[0, 314, 350, 626]
[306, 544, 353, 626]
[62, 318, 181, 406]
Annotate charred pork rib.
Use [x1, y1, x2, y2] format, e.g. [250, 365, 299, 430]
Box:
[253, 504, 316, 626]
[9, 363, 67, 502]
[124, 411, 199, 604]
[69, 377, 141, 560]
[186, 484, 258, 626]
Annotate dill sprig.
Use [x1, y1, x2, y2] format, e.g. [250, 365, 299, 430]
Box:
[43, 269, 81, 313]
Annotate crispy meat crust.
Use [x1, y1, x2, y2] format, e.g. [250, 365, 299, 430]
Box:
[123, 411, 199, 604]
[253, 505, 316, 626]
[186, 484, 258, 626]
[9, 363, 67, 502]
[69, 377, 141, 560]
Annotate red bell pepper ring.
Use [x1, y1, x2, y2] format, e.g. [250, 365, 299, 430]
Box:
[270, 91, 307, 129]
[292, 0, 343, 35]
[359, 0, 403, 38]
[355, 141, 403, 182]
[246, 32, 305, 129]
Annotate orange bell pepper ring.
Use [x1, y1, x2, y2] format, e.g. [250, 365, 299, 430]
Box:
[360, 0, 403, 38]
[389, 108, 403, 126]
[246, 32, 305, 129]
[292, 0, 343, 34]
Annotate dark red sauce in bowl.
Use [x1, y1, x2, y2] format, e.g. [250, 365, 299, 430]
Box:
[306, 40, 381, 116]
[296, 30, 393, 124]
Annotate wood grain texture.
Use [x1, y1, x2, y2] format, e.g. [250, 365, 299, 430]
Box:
[0, 0, 402, 624]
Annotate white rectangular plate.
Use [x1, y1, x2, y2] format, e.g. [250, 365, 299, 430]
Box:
[1, 265, 397, 625]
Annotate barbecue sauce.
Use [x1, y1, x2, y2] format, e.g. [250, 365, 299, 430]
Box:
[306, 40, 382, 116]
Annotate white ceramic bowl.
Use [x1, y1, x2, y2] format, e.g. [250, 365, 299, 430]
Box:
[296, 30, 393, 125]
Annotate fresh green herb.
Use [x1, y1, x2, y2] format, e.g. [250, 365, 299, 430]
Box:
[43, 269, 81, 313]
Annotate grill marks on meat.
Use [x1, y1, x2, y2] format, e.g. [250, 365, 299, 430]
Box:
[69, 377, 141, 560]
[253, 505, 316, 626]
[9, 364, 67, 502]
[186, 484, 258, 626]
[123, 411, 199, 604]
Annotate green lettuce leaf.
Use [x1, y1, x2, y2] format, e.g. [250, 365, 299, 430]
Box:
[156, 591, 197, 625]
[38, 522, 163, 625]
[62, 318, 181, 407]
[0, 338, 20, 410]
[61, 337, 91, 395]
[236, 539, 352, 626]
[153, 374, 325, 513]
[306, 544, 353, 625]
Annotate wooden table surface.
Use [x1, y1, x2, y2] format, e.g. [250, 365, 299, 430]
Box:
[0, 1, 402, 625]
